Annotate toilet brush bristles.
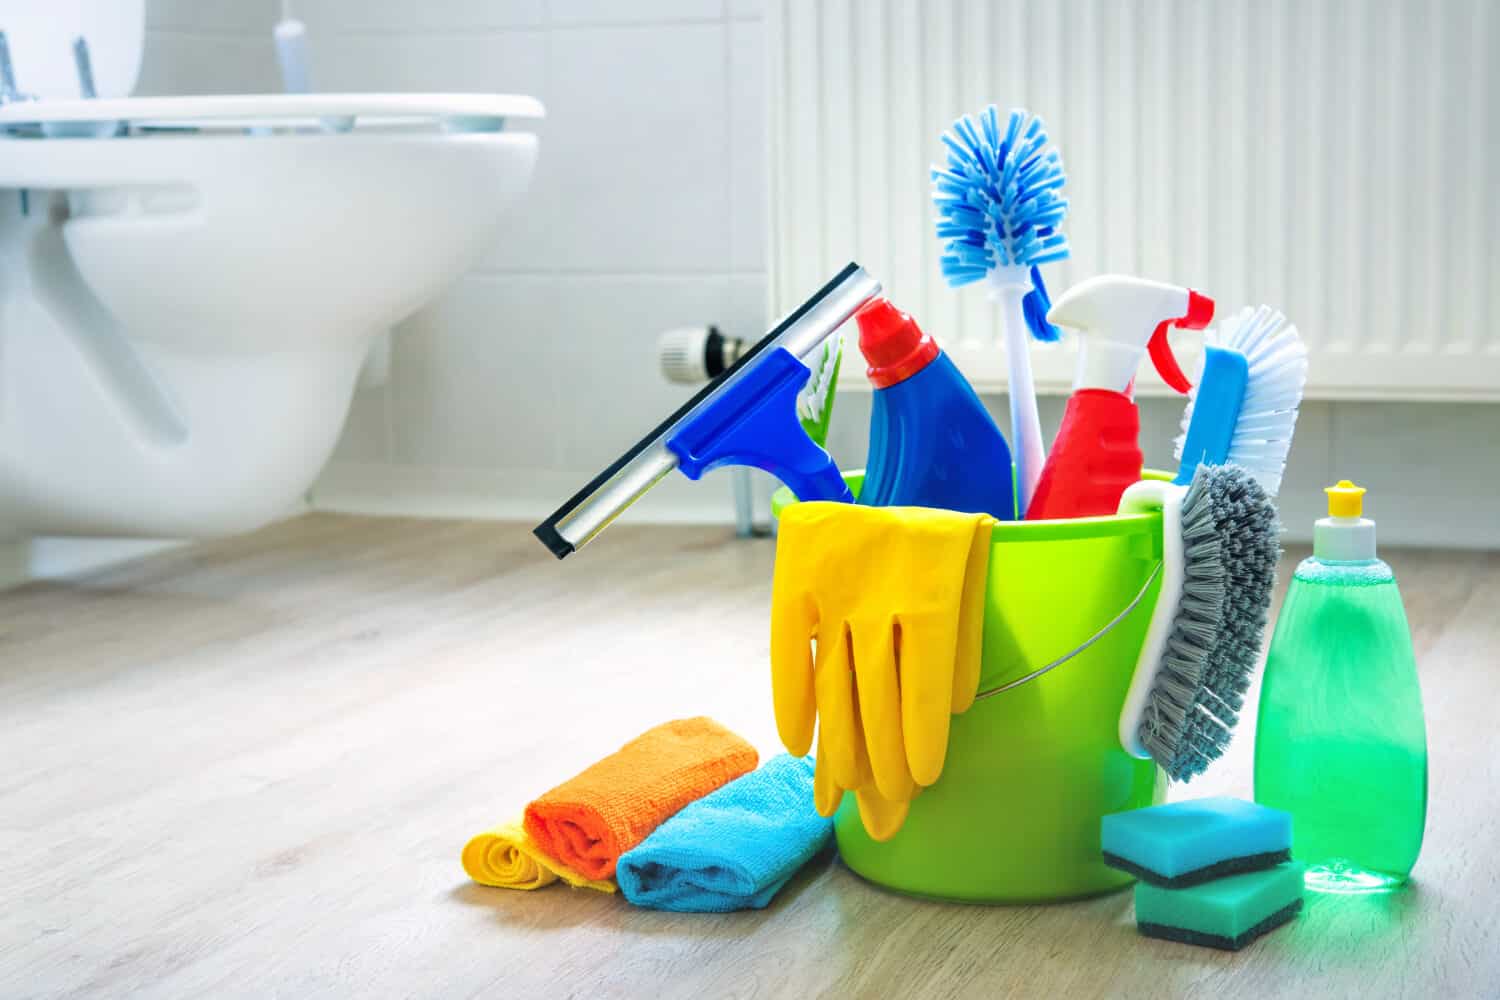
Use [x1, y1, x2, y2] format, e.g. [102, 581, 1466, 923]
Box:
[932, 105, 1068, 341]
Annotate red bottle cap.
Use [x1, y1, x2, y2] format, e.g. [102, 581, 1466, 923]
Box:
[855, 298, 940, 388]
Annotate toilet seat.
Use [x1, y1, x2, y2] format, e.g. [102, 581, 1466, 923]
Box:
[0, 92, 545, 135]
[0, 0, 550, 542]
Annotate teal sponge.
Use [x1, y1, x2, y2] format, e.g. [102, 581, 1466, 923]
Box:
[1101, 797, 1291, 888]
[1135, 862, 1304, 951]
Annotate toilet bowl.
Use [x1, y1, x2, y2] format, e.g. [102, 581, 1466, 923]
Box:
[0, 3, 542, 538]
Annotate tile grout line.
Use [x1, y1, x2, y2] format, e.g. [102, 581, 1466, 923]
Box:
[309, 16, 762, 43]
[145, 28, 278, 41]
[724, 7, 737, 275]
[461, 268, 770, 280]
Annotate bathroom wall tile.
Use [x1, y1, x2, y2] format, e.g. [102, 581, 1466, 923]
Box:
[311, 31, 546, 93]
[1274, 400, 1336, 539]
[146, 0, 278, 33]
[546, 0, 725, 26]
[551, 275, 736, 470]
[824, 388, 873, 468]
[296, 0, 545, 34]
[726, 273, 769, 336]
[1328, 401, 1500, 549]
[329, 385, 393, 464]
[390, 276, 565, 470]
[137, 31, 282, 95]
[728, 18, 767, 273]
[1136, 396, 1186, 474]
[538, 23, 731, 273]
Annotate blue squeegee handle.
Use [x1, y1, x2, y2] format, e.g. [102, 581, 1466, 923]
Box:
[666, 347, 854, 503]
[1173, 345, 1249, 487]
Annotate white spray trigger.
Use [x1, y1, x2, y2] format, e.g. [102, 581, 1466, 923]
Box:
[1047, 275, 1214, 394]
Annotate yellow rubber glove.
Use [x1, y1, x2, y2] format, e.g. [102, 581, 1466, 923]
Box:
[772, 502, 995, 840]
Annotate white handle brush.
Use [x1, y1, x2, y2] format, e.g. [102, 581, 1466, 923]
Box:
[933, 107, 1070, 516]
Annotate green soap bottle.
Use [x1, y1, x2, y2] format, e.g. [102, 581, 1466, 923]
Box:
[1254, 480, 1427, 893]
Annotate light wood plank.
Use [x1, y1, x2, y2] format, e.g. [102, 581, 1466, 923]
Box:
[1, 515, 1496, 998]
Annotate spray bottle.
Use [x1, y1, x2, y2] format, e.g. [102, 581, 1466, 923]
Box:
[1026, 275, 1214, 520]
[1254, 481, 1427, 892]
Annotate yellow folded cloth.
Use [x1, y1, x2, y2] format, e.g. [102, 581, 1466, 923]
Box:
[772, 502, 995, 841]
[461, 817, 617, 893]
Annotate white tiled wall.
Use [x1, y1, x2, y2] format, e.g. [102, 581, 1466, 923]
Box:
[298, 0, 776, 525]
[138, 0, 281, 95]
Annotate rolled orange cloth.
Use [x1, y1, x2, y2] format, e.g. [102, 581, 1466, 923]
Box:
[523, 717, 758, 880]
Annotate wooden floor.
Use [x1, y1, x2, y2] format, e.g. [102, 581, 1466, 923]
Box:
[2, 515, 1497, 999]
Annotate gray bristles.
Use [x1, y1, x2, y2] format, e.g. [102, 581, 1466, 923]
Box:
[1139, 464, 1282, 782]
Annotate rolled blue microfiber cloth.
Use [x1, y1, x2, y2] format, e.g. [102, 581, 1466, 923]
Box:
[616, 754, 832, 912]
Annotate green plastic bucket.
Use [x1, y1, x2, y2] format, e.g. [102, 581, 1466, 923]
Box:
[770, 473, 1168, 903]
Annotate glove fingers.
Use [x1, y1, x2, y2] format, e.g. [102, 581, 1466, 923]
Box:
[950, 518, 995, 714]
[850, 620, 915, 802]
[854, 785, 911, 843]
[770, 590, 818, 756]
[813, 728, 843, 817]
[814, 622, 871, 791]
[897, 613, 961, 786]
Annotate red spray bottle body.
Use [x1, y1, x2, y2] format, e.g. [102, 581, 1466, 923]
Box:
[1026, 276, 1213, 521]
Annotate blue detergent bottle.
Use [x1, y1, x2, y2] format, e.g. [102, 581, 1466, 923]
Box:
[855, 298, 1015, 519]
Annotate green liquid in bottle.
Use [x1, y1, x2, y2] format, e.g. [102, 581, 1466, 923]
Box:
[1253, 483, 1427, 894]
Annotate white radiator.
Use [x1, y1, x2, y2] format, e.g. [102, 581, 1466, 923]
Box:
[768, 0, 1499, 401]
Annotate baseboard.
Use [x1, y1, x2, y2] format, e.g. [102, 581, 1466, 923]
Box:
[309, 461, 782, 527]
[311, 459, 1500, 553]
[0, 537, 183, 589]
[0, 540, 26, 589]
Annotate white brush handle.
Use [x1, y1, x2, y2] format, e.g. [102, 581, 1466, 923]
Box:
[989, 267, 1045, 515]
[1116, 479, 1186, 760]
[275, 19, 312, 94]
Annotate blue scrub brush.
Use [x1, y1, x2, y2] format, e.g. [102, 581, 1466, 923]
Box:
[1174, 306, 1308, 496]
[933, 106, 1069, 516]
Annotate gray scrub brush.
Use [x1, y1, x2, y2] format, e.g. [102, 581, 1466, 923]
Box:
[1117, 464, 1281, 781]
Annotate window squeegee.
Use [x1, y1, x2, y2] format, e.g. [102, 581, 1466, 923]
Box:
[533, 263, 881, 559]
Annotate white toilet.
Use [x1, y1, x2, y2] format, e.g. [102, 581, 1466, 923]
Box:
[0, 1, 542, 538]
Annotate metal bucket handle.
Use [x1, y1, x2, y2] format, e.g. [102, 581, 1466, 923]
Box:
[972, 560, 1163, 702]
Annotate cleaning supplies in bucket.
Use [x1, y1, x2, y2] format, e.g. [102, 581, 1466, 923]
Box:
[1115, 464, 1280, 781]
[533, 263, 880, 558]
[1028, 275, 1214, 520]
[616, 755, 833, 912]
[932, 106, 1071, 517]
[522, 717, 758, 881]
[769, 491, 1166, 902]
[1254, 481, 1427, 892]
[797, 335, 843, 449]
[770, 501, 996, 841]
[667, 346, 854, 504]
[854, 298, 1016, 519]
[1174, 305, 1308, 495]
